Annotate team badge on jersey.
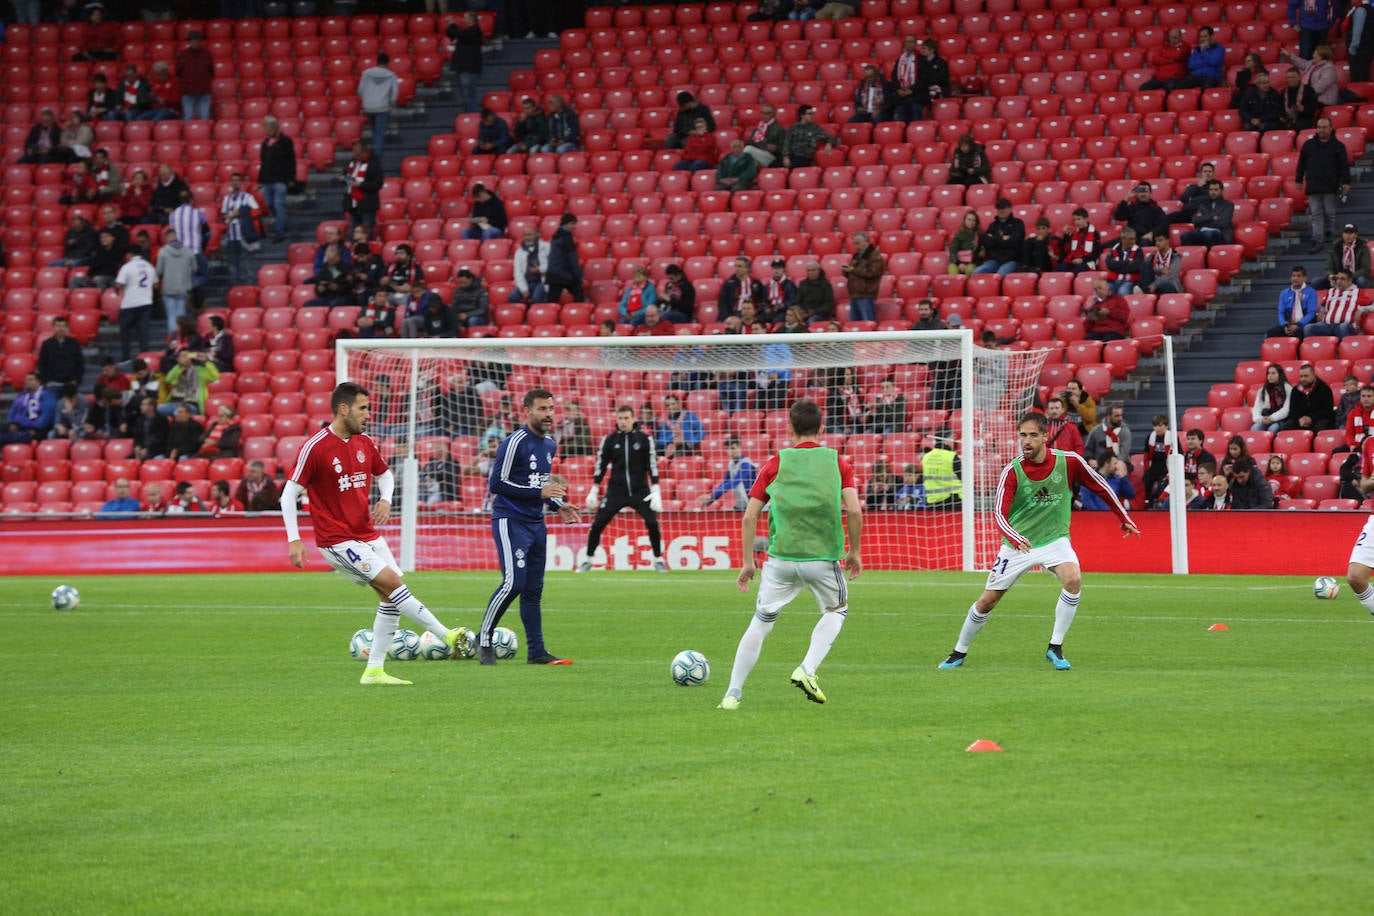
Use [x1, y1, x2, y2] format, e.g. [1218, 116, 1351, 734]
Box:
[356, 450, 365, 463]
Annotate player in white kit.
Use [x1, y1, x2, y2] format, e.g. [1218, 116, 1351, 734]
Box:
[1344, 432, 1374, 615]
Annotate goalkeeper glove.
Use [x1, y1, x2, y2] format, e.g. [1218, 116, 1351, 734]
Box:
[647, 484, 662, 513]
[585, 485, 599, 510]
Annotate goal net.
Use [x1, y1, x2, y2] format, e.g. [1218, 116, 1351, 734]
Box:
[336, 332, 1049, 573]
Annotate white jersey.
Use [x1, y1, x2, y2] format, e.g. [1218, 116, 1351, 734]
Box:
[115, 257, 156, 309]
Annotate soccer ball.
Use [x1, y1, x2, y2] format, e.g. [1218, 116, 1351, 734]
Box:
[50, 585, 79, 610]
[451, 626, 477, 660]
[388, 629, 421, 660]
[671, 650, 710, 686]
[417, 630, 452, 660]
[491, 626, 519, 659]
[1314, 576, 1341, 600]
[349, 628, 374, 660]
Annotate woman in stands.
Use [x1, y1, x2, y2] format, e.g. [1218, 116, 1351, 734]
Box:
[1230, 52, 1265, 108]
[1283, 44, 1341, 106]
[1219, 435, 1253, 480]
[1250, 363, 1293, 434]
[948, 210, 982, 277]
[948, 134, 990, 187]
[118, 169, 152, 225]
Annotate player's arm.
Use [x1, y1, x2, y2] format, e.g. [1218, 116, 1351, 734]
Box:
[373, 469, 394, 525]
[736, 496, 766, 592]
[279, 479, 308, 568]
[993, 464, 1032, 551]
[1068, 452, 1140, 535]
[841, 486, 863, 579]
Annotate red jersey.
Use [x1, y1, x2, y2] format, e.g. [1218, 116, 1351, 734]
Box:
[1359, 434, 1374, 478]
[290, 425, 388, 547]
[1346, 402, 1374, 448]
[749, 441, 857, 503]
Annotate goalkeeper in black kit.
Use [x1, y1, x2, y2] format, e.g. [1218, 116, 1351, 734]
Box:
[577, 404, 667, 572]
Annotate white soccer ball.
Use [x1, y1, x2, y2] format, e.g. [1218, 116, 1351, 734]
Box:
[417, 631, 452, 660]
[491, 626, 519, 659]
[50, 585, 79, 610]
[389, 629, 421, 660]
[450, 626, 477, 660]
[349, 628, 374, 660]
[671, 650, 710, 686]
[1314, 576, 1341, 600]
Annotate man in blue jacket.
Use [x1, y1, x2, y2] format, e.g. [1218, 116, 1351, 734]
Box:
[1180, 26, 1225, 89]
[1267, 266, 1319, 339]
[1, 372, 57, 443]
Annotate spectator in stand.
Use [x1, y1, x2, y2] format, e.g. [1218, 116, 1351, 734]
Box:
[554, 399, 594, 458]
[405, 290, 459, 338]
[539, 94, 579, 153]
[665, 91, 716, 150]
[305, 245, 352, 309]
[948, 134, 990, 186]
[1083, 278, 1130, 342]
[973, 199, 1025, 276]
[19, 109, 62, 164]
[1167, 162, 1216, 225]
[149, 164, 189, 223]
[379, 243, 424, 305]
[1182, 429, 1217, 481]
[842, 232, 884, 323]
[70, 228, 122, 293]
[508, 97, 549, 153]
[117, 169, 152, 225]
[1064, 378, 1097, 430]
[1280, 67, 1322, 131]
[357, 52, 398, 162]
[1289, 0, 1337, 61]
[1347, 0, 1374, 84]
[97, 478, 142, 518]
[911, 297, 946, 331]
[866, 376, 907, 434]
[742, 103, 785, 168]
[1297, 116, 1352, 254]
[1112, 183, 1167, 245]
[112, 64, 156, 122]
[619, 266, 657, 324]
[235, 460, 280, 512]
[1238, 70, 1285, 134]
[147, 62, 180, 121]
[1344, 383, 1374, 450]
[204, 314, 233, 373]
[546, 212, 583, 302]
[258, 116, 295, 242]
[947, 210, 982, 276]
[59, 111, 93, 162]
[510, 226, 549, 304]
[219, 172, 262, 288]
[209, 480, 244, 516]
[635, 304, 676, 336]
[461, 183, 507, 240]
[0, 373, 57, 444]
[797, 262, 836, 323]
[760, 259, 797, 321]
[778, 304, 809, 333]
[1103, 228, 1145, 296]
[1178, 180, 1234, 247]
[159, 316, 205, 375]
[1081, 456, 1136, 511]
[159, 349, 218, 417]
[51, 382, 87, 440]
[1269, 266, 1319, 339]
[37, 317, 84, 389]
[1314, 224, 1372, 290]
[175, 30, 213, 120]
[355, 289, 398, 339]
[697, 436, 757, 510]
[1138, 415, 1175, 507]
[1044, 396, 1085, 453]
[780, 105, 836, 169]
[1264, 455, 1291, 503]
[348, 242, 384, 305]
[815, 0, 855, 18]
[715, 138, 757, 192]
[1054, 208, 1101, 273]
[50, 213, 97, 268]
[849, 63, 891, 124]
[1308, 269, 1374, 337]
[86, 73, 115, 121]
[142, 482, 169, 515]
[155, 227, 195, 328]
[658, 263, 696, 322]
[91, 358, 129, 404]
[1336, 373, 1363, 429]
[312, 226, 350, 274]
[1084, 405, 1133, 472]
[656, 393, 705, 458]
[718, 257, 765, 319]
[906, 38, 950, 121]
[342, 142, 383, 234]
[450, 270, 490, 327]
[1285, 44, 1342, 107]
[1142, 234, 1183, 296]
[1139, 28, 1191, 92]
[58, 160, 97, 206]
[1228, 460, 1272, 509]
[865, 459, 897, 509]
[129, 395, 168, 460]
[73, 5, 118, 61]
[474, 107, 513, 155]
[445, 11, 484, 115]
[1179, 26, 1225, 89]
[89, 148, 121, 200]
[1021, 217, 1061, 274]
[1284, 362, 1338, 431]
[783, 0, 817, 21]
[126, 359, 159, 405]
[166, 403, 204, 461]
[673, 118, 720, 173]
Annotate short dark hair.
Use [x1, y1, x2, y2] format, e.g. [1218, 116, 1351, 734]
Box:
[1292, 265, 1308, 275]
[523, 388, 554, 408]
[1362, 385, 1374, 394]
[212, 480, 230, 497]
[725, 435, 741, 446]
[1187, 428, 1204, 440]
[1019, 412, 1048, 432]
[377, 51, 389, 65]
[1072, 207, 1089, 219]
[208, 314, 224, 331]
[1152, 414, 1168, 426]
[616, 404, 634, 415]
[789, 398, 823, 436]
[331, 381, 368, 413]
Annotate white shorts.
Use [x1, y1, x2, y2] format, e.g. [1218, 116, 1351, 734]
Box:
[985, 537, 1079, 591]
[319, 537, 401, 586]
[1348, 517, 1374, 569]
[755, 558, 849, 618]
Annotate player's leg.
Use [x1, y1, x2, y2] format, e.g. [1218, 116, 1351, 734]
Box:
[479, 517, 527, 664]
[319, 541, 410, 685]
[366, 538, 464, 652]
[580, 494, 626, 571]
[791, 560, 850, 704]
[939, 544, 1023, 668]
[721, 560, 802, 708]
[517, 526, 567, 664]
[1346, 519, 1374, 613]
[1043, 538, 1083, 670]
[629, 499, 666, 570]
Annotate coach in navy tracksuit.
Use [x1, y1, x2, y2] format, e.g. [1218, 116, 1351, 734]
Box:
[479, 388, 580, 666]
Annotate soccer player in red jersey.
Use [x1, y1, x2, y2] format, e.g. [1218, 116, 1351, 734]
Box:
[281, 382, 466, 685]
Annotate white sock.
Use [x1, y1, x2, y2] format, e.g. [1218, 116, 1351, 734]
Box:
[1051, 589, 1080, 645]
[388, 584, 447, 639]
[954, 603, 989, 654]
[725, 612, 776, 698]
[1357, 586, 1374, 613]
[367, 603, 400, 670]
[801, 608, 846, 676]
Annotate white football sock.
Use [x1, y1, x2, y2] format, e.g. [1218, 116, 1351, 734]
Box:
[1051, 589, 1080, 645]
[388, 584, 447, 639]
[801, 608, 846, 676]
[726, 612, 776, 697]
[954, 603, 989, 654]
[1356, 586, 1374, 613]
[367, 603, 400, 670]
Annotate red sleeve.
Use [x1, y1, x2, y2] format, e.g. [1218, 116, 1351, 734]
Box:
[748, 455, 780, 502]
[290, 437, 316, 486]
[838, 453, 856, 491]
[1361, 436, 1374, 477]
[994, 462, 1023, 545]
[1347, 411, 1360, 449]
[1068, 451, 1135, 525]
[369, 436, 388, 477]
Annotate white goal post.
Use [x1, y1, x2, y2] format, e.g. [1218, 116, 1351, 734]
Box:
[337, 331, 1054, 573]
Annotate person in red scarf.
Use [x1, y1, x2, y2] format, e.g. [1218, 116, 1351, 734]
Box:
[234, 460, 280, 512]
[342, 142, 383, 234]
[210, 480, 244, 517]
[112, 64, 155, 122]
[118, 169, 152, 224]
[1052, 208, 1100, 274]
[148, 62, 181, 121]
[1313, 224, 1373, 290]
[59, 160, 98, 206]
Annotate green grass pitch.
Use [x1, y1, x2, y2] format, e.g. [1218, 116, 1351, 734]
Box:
[3, 569, 1372, 913]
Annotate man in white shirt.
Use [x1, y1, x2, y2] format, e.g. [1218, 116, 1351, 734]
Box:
[219, 171, 262, 287]
[114, 249, 156, 362]
[509, 226, 551, 304]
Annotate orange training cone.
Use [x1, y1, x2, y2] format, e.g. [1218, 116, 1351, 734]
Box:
[1208, 623, 1230, 631]
[966, 739, 1003, 752]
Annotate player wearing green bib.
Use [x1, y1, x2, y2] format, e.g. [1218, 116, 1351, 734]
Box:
[719, 399, 863, 709]
[939, 412, 1138, 671]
